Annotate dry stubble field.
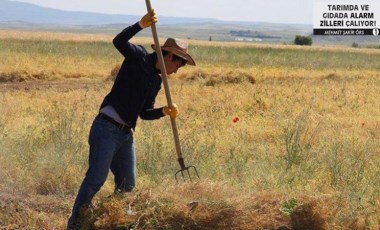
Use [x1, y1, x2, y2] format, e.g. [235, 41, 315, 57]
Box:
[0, 30, 380, 229]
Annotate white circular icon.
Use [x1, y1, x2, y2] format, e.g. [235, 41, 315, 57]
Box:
[374, 28, 379, 36]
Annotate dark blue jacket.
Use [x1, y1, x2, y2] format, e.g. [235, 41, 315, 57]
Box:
[100, 22, 165, 129]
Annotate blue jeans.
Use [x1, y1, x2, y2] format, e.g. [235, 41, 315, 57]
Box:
[68, 116, 135, 227]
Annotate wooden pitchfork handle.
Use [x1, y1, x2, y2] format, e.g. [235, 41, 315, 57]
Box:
[144, 0, 186, 170]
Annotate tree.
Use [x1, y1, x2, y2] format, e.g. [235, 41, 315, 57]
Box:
[294, 35, 312, 46]
[352, 42, 359, 48]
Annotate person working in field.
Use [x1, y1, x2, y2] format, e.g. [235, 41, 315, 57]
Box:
[67, 9, 195, 229]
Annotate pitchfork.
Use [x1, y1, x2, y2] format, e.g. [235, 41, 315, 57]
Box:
[145, 0, 200, 182]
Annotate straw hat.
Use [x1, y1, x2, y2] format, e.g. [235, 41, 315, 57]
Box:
[151, 38, 195, 65]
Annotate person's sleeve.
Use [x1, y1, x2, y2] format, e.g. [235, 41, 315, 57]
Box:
[140, 107, 165, 120]
[113, 22, 147, 59]
[139, 91, 165, 120]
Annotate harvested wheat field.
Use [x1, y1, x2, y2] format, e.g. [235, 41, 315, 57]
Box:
[0, 31, 380, 229]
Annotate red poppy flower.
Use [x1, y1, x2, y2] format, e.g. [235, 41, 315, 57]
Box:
[232, 117, 240, 123]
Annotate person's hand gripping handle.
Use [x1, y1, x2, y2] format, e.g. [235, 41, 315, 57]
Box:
[163, 104, 179, 119]
[139, 9, 158, 28]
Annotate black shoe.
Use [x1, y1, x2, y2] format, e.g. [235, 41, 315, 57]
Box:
[67, 216, 80, 230]
[66, 224, 79, 230]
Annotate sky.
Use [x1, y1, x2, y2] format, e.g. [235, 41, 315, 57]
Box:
[13, 0, 314, 25]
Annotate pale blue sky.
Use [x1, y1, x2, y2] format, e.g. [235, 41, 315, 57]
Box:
[13, 0, 313, 24]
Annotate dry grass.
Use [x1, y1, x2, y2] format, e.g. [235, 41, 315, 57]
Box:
[79, 181, 331, 230]
[4, 180, 374, 230]
[0, 30, 114, 42]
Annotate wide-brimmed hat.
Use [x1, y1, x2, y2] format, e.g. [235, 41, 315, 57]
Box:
[151, 38, 195, 66]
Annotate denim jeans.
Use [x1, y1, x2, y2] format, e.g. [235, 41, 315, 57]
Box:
[67, 116, 135, 227]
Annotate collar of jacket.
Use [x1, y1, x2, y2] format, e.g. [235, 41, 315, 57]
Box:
[150, 52, 167, 75]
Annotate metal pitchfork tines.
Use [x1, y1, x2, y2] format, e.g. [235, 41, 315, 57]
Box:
[175, 157, 200, 182]
[145, 0, 200, 182]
